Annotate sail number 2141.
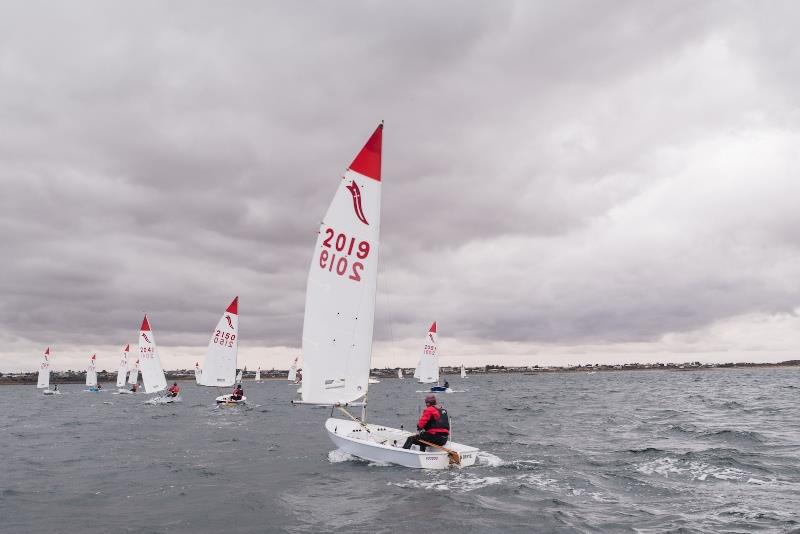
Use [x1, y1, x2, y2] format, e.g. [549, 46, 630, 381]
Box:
[320, 227, 370, 282]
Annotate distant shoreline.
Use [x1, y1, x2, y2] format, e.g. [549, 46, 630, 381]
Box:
[3, 360, 797, 385]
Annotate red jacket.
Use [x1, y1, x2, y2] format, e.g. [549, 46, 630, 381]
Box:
[417, 405, 449, 435]
[168, 384, 180, 394]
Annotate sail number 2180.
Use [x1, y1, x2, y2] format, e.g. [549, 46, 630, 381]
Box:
[320, 227, 370, 282]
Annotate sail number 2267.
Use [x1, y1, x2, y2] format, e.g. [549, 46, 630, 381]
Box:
[320, 227, 370, 282]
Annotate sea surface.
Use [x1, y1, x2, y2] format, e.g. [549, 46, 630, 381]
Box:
[1, 368, 799, 533]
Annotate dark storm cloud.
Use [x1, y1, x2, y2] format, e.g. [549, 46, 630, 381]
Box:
[2, 1, 800, 369]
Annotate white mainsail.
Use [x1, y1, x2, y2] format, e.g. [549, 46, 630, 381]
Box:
[138, 315, 167, 393]
[461, 364, 467, 378]
[194, 362, 201, 383]
[198, 297, 239, 387]
[128, 359, 139, 385]
[116, 344, 129, 388]
[300, 124, 383, 405]
[288, 357, 298, 382]
[236, 368, 243, 383]
[255, 367, 261, 381]
[86, 354, 98, 387]
[415, 322, 439, 384]
[37, 347, 51, 389]
[397, 368, 403, 379]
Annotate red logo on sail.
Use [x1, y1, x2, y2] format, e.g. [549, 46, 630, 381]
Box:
[225, 315, 233, 329]
[346, 181, 369, 225]
[142, 333, 151, 343]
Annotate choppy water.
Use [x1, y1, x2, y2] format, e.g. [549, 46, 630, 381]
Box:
[1, 368, 799, 533]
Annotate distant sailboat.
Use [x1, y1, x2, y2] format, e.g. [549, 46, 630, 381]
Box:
[194, 362, 202, 384]
[116, 345, 132, 394]
[128, 359, 140, 391]
[235, 367, 244, 383]
[139, 315, 171, 403]
[294, 123, 477, 468]
[39, 347, 57, 395]
[255, 367, 262, 382]
[288, 357, 298, 383]
[460, 364, 467, 379]
[85, 354, 99, 391]
[397, 368, 403, 379]
[197, 297, 244, 405]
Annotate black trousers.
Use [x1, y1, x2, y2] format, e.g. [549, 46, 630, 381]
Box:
[402, 432, 448, 451]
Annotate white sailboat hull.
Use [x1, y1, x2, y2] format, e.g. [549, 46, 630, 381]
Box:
[145, 395, 181, 405]
[325, 418, 478, 470]
[42, 389, 60, 396]
[215, 394, 247, 405]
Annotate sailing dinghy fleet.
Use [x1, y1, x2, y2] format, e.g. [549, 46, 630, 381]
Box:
[32, 124, 480, 469]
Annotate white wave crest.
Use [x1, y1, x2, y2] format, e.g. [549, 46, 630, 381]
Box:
[327, 449, 356, 463]
[389, 473, 504, 492]
[636, 457, 748, 482]
[476, 451, 505, 467]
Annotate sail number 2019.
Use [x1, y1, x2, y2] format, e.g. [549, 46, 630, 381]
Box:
[320, 227, 370, 282]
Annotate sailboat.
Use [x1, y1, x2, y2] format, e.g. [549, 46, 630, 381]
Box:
[288, 357, 298, 383]
[235, 366, 244, 383]
[460, 364, 467, 379]
[128, 358, 140, 392]
[397, 368, 403, 379]
[294, 124, 478, 469]
[138, 315, 173, 403]
[197, 297, 244, 405]
[194, 362, 202, 384]
[39, 347, 58, 395]
[415, 322, 451, 392]
[114, 344, 132, 393]
[86, 354, 100, 392]
[255, 367, 262, 382]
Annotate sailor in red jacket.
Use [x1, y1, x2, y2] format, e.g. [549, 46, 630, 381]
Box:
[402, 394, 450, 451]
[167, 382, 181, 397]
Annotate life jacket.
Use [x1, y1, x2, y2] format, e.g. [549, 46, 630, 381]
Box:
[424, 406, 450, 433]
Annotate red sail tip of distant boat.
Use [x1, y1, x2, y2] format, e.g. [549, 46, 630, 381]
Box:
[124, 344, 130, 352]
[44, 347, 50, 355]
[91, 354, 96, 360]
[348, 123, 383, 181]
[226, 296, 239, 315]
[141, 315, 151, 331]
[429, 321, 437, 333]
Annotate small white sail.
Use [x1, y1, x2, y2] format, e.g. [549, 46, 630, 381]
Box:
[460, 364, 467, 379]
[194, 362, 201, 383]
[198, 297, 238, 387]
[138, 315, 167, 393]
[116, 345, 129, 388]
[37, 347, 51, 389]
[128, 359, 139, 385]
[415, 322, 439, 384]
[301, 124, 383, 405]
[397, 368, 403, 379]
[288, 357, 298, 382]
[236, 368, 243, 383]
[86, 354, 98, 387]
[255, 367, 261, 381]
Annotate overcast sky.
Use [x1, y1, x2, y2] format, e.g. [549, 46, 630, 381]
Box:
[2, 1, 800, 372]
